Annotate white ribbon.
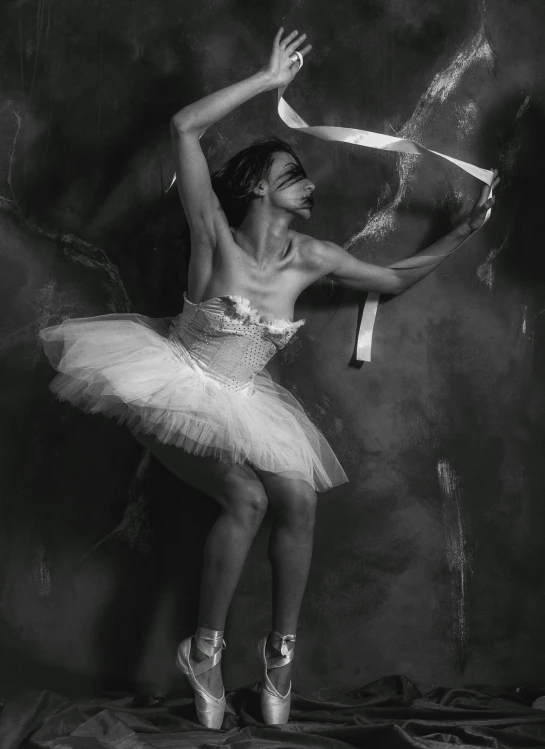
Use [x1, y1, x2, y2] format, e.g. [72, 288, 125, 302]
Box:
[277, 51, 496, 361]
[168, 54, 495, 362]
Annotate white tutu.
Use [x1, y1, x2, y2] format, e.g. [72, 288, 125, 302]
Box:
[38, 294, 348, 492]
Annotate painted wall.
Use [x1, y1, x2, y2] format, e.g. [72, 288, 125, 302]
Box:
[1, 0, 545, 699]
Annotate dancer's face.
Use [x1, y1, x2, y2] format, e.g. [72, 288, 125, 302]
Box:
[259, 151, 315, 219]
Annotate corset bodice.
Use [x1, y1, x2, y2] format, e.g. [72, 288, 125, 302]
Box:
[167, 292, 305, 392]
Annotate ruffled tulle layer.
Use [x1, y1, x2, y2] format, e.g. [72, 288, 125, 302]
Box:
[38, 314, 348, 492]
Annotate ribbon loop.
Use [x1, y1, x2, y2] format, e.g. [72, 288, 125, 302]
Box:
[271, 630, 296, 657]
[276, 83, 496, 361]
[167, 75, 496, 363]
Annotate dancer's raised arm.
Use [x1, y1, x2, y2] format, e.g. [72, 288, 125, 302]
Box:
[170, 28, 311, 245]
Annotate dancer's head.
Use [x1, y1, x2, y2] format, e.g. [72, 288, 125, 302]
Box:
[211, 136, 315, 227]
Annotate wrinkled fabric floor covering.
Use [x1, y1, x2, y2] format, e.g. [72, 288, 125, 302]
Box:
[1, 676, 545, 749]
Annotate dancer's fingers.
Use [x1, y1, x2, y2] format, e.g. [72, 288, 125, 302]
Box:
[286, 33, 307, 55]
[477, 181, 491, 205]
[274, 27, 284, 45]
[290, 44, 312, 66]
[280, 30, 299, 48]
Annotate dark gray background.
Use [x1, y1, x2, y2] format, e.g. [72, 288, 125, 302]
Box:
[1, 0, 545, 699]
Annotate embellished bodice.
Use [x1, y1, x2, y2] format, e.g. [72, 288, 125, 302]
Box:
[167, 292, 305, 392]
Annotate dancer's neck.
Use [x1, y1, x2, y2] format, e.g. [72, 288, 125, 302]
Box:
[232, 206, 294, 267]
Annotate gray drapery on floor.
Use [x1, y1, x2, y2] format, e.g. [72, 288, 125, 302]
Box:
[2, 675, 545, 748]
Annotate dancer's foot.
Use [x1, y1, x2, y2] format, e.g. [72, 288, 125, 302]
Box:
[258, 631, 296, 725]
[265, 633, 295, 697]
[191, 637, 224, 699]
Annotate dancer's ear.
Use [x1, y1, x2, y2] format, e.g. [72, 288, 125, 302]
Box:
[254, 180, 268, 197]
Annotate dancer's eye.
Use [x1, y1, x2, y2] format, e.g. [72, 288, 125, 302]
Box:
[276, 163, 307, 190]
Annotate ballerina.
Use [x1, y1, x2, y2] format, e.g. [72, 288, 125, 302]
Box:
[39, 27, 498, 730]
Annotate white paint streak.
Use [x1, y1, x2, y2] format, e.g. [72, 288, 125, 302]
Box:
[476, 236, 508, 290]
[455, 101, 479, 142]
[347, 23, 495, 249]
[32, 546, 51, 598]
[516, 94, 531, 120]
[521, 304, 534, 345]
[425, 25, 494, 104]
[437, 458, 471, 670]
[0, 102, 23, 213]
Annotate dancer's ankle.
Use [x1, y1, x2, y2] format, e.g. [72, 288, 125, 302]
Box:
[267, 630, 297, 657]
[193, 625, 225, 661]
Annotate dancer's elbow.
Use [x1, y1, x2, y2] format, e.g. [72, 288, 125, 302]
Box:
[170, 110, 195, 134]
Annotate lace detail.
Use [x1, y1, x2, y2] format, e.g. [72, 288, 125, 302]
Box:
[183, 292, 306, 334]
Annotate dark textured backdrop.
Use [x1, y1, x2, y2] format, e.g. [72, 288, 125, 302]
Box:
[1, 0, 545, 700]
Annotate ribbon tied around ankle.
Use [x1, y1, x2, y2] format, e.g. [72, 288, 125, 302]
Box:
[195, 626, 225, 656]
[272, 631, 297, 657]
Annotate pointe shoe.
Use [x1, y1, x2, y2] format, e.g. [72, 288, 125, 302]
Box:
[175, 626, 226, 729]
[258, 630, 296, 725]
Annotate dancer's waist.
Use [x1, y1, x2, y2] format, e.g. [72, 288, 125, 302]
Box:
[167, 335, 257, 394]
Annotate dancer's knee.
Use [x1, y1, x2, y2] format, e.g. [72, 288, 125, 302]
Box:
[274, 482, 317, 531]
[220, 477, 269, 527]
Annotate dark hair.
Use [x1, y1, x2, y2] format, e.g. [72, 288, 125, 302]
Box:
[211, 136, 305, 227]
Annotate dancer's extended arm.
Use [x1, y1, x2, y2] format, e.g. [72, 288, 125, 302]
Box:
[170, 28, 311, 244]
[314, 176, 499, 294]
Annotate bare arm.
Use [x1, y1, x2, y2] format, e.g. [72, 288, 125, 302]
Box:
[315, 176, 499, 294]
[170, 28, 311, 246]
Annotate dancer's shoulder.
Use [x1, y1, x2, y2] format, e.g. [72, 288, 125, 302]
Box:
[293, 232, 345, 274]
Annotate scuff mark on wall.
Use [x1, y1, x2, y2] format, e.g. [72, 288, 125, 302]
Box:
[437, 458, 472, 672]
[32, 545, 51, 598]
[521, 304, 534, 345]
[517, 95, 531, 120]
[455, 101, 479, 142]
[0, 102, 24, 214]
[476, 236, 508, 289]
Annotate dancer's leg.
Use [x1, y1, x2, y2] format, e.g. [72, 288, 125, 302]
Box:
[135, 432, 268, 697]
[253, 470, 317, 695]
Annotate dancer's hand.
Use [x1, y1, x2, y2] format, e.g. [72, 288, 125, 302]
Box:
[459, 170, 500, 232]
[261, 27, 312, 88]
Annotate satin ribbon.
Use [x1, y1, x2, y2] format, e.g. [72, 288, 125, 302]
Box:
[271, 630, 296, 657]
[278, 51, 496, 361]
[168, 54, 495, 361]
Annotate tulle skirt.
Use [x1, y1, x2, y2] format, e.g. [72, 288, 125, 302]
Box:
[38, 313, 348, 492]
